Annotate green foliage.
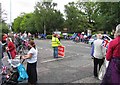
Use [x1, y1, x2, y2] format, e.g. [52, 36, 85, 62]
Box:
[60, 34, 64, 39]
[12, 1, 120, 34]
[46, 35, 52, 39]
[12, 1, 64, 34]
[64, 2, 81, 32]
[0, 22, 9, 34]
[64, 1, 120, 33]
[68, 33, 73, 36]
[34, 2, 64, 33]
[13, 16, 23, 32]
[64, 2, 99, 32]
[96, 2, 120, 31]
[13, 13, 36, 33]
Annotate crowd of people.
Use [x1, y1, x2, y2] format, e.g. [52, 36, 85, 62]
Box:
[91, 24, 120, 84]
[1, 31, 33, 58]
[63, 32, 91, 44]
[0, 31, 38, 85]
[0, 24, 120, 84]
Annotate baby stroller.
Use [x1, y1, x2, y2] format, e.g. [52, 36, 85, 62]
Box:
[1, 55, 28, 85]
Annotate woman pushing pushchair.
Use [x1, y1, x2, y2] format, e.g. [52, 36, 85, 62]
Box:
[1, 40, 38, 85]
[1, 55, 28, 85]
[21, 40, 38, 85]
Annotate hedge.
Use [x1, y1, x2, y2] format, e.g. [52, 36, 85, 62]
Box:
[47, 35, 64, 39]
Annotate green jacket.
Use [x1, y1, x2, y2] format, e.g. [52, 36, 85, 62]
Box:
[52, 36, 61, 47]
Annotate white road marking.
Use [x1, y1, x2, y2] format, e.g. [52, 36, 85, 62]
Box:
[41, 56, 71, 63]
[39, 48, 43, 49]
[85, 47, 90, 48]
[82, 63, 91, 67]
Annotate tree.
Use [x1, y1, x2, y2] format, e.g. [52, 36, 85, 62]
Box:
[77, 2, 99, 31]
[34, 1, 64, 34]
[0, 6, 9, 34]
[96, 2, 120, 32]
[13, 13, 36, 34]
[13, 16, 23, 32]
[65, 1, 120, 33]
[64, 2, 82, 32]
[0, 21, 9, 33]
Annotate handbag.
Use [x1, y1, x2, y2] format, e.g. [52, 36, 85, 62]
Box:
[98, 58, 109, 80]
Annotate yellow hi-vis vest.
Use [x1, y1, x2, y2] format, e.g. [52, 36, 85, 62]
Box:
[52, 36, 61, 47]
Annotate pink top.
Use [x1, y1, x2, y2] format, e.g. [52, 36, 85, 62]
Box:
[106, 36, 120, 61]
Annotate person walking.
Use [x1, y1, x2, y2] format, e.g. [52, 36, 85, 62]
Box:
[101, 24, 120, 85]
[91, 34, 105, 78]
[52, 33, 62, 58]
[22, 40, 38, 85]
[0, 40, 3, 70]
[6, 38, 17, 59]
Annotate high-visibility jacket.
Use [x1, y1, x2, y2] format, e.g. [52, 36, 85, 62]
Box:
[52, 36, 61, 47]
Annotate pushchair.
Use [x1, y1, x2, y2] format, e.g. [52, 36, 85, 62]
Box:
[1, 55, 28, 85]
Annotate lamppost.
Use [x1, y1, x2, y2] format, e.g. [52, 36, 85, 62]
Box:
[0, 3, 7, 31]
[0, 3, 1, 22]
[9, 0, 12, 31]
[42, 0, 57, 35]
[0, 3, 2, 35]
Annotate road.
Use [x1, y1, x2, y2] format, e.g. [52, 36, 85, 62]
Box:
[0, 39, 102, 84]
[35, 39, 102, 84]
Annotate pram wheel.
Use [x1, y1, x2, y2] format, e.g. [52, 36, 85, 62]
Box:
[2, 70, 19, 85]
[7, 71, 19, 84]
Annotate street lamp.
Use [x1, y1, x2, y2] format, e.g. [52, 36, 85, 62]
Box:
[0, 3, 7, 29]
[42, 0, 57, 35]
[9, 0, 12, 31]
[0, 3, 2, 35]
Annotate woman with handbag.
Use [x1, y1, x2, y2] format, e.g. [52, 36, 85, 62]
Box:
[101, 24, 120, 85]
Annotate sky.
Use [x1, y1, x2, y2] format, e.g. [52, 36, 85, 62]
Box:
[0, 0, 75, 24]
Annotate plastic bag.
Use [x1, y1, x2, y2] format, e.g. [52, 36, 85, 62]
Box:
[98, 59, 109, 80]
[17, 64, 28, 81]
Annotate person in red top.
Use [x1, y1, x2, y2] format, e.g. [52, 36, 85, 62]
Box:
[6, 38, 17, 59]
[101, 24, 120, 85]
[3, 34, 8, 40]
[2, 33, 8, 43]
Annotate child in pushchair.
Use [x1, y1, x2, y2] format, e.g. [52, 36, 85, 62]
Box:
[1, 55, 28, 85]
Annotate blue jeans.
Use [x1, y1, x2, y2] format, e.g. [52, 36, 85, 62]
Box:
[53, 47, 58, 58]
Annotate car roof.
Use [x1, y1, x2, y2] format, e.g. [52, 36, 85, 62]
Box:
[102, 34, 112, 41]
[91, 34, 112, 41]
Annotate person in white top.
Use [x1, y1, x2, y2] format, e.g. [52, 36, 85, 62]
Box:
[22, 40, 38, 85]
[91, 34, 105, 78]
[23, 31, 27, 40]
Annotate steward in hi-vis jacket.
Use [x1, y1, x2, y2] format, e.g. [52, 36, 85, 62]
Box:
[52, 34, 61, 58]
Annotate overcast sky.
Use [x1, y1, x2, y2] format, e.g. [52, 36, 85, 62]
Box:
[0, 0, 75, 24]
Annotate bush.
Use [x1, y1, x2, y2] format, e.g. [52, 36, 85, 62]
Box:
[47, 34, 65, 39]
[60, 34, 64, 39]
[0, 33, 2, 41]
[47, 35, 52, 39]
[68, 33, 73, 36]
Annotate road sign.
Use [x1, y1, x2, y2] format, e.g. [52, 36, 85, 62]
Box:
[58, 46, 65, 58]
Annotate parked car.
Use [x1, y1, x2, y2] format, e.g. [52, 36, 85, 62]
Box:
[88, 34, 112, 45]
